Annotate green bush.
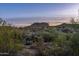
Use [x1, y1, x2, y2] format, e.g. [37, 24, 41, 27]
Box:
[0, 26, 23, 55]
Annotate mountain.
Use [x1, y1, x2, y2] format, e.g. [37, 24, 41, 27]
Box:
[6, 17, 72, 27]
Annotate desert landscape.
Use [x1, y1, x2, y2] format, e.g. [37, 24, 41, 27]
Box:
[0, 3, 79, 56]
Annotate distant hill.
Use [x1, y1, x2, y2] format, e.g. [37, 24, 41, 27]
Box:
[57, 23, 79, 29]
[31, 22, 49, 27]
[6, 17, 72, 27]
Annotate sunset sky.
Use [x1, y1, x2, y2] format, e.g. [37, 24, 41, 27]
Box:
[0, 3, 79, 18]
[0, 3, 79, 26]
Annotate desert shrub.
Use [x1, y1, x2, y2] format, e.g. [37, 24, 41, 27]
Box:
[49, 32, 73, 55]
[71, 32, 79, 55]
[0, 26, 23, 55]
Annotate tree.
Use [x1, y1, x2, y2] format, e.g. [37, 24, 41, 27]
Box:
[70, 18, 76, 24]
[0, 18, 3, 25]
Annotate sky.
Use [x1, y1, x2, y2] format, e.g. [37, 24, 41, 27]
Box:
[0, 3, 79, 26]
[0, 3, 79, 18]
